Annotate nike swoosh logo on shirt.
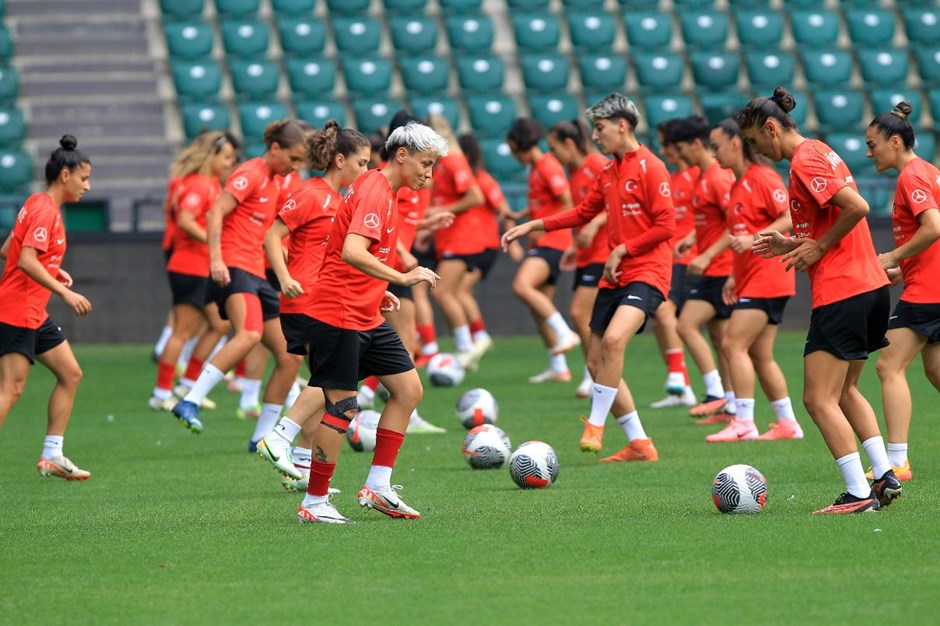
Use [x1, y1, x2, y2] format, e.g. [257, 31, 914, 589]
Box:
[56, 239, 64, 245]
[386, 227, 395, 233]
[259, 197, 269, 202]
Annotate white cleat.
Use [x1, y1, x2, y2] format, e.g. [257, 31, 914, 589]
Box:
[575, 377, 593, 398]
[650, 386, 697, 409]
[148, 395, 177, 412]
[471, 335, 494, 361]
[456, 350, 480, 372]
[664, 373, 687, 396]
[357, 484, 421, 519]
[256, 436, 302, 479]
[528, 368, 572, 384]
[297, 497, 355, 524]
[551, 332, 581, 356]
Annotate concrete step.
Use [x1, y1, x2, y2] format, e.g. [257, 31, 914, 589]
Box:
[21, 76, 159, 98]
[84, 157, 172, 181]
[8, 0, 141, 18]
[19, 58, 158, 75]
[30, 100, 165, 123]
[15, 37, 150, 57]
[28, 118, 167, 141]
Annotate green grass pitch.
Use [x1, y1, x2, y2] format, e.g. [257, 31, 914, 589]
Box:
[1, 333, 938, 625]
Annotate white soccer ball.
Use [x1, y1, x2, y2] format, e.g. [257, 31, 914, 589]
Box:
[426, 352, 465, 387]
[508, 441, 559, 489]
[346, 409, 382, 452]
[462, 424, 512, 469]
[712, 464, 767, 514]
[455, 387, 498, 429]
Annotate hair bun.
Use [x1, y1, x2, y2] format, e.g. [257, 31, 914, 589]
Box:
[891, 101, 913, 120]
[770, 87, 797, 113]
[59, 134, 78, 151]
[323, 119, 341, 132]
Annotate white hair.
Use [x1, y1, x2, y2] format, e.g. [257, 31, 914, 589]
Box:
[586, 93, 640, 128]
[385, 122, 449, 157]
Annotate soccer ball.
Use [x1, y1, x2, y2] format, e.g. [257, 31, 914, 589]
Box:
[346, 409, 382, 452]
[426, 353, 465, 387]
[712, 464, 767, 514]
[462, 424, 512, 470]
[508, 441, 559, 489]
[455, 388, 498, 429]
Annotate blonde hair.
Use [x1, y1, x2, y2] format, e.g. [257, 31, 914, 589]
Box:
[171, 131, 229, 178]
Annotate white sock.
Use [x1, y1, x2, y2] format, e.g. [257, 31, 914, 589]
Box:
[734, 398, 755, 422]
[703, 370, 724, 398]
[365, 465, 393, 490]
[178, 337, 197, 369]
[184, 363, 225, 404]
[357, 385, 375, 404]
[724, 391, 737, 415]
[207, 335, 228, 362]
[252, 403, 282, 442]
[616, 411, 647, 441]
[154, 325, 172, 358]
[472, 329, 491, 344]
[550, 352, 568, 374]
[42, 435, 64, 460]
[270, 417, 301, 445]
[771, 397, 797, 422]
[152, 387, 173, 400]
[239, 378, 262, 410]
[582, 365, 592, 383]
[421, 340, 439, 356]
[836, 452, 872, 499]
[862, 436, 891, 480]
[292, 446, 312, 471]
[454, 325, 473, 352]
[179, 377, 196, 388]
[302, 493, 328, 507]
[886, 442, 908, 468]
[546, 311, 572, 340]
[284, 381, 301, 409]
[587, 383, 617, 427]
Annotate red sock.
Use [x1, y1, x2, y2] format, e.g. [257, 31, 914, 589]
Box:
[183, 357, 203, 382]
[235, 359, 246, 378]
[362, 375, 379, 392]
[156, 360, 176, 391]
[469, 317, 485, 335]
[665, 349, 686, 376]
[306, 460, 336, 497]
[372, 428, 405, 468]
[416, 324, 436, 346]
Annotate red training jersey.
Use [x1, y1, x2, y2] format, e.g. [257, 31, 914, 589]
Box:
[394, 186, 430, 272]
[221, 158, 280, 278]
[670, 165, 699, 264]
[528, 152, 573, 251]
[892, 157, 940, 304]
[469, 168, 504, 250]
[571, 152, 611, 268]
[162, 176, 181, 254]
[432, 153, 483, 258]
[266, 171, 302, 271]
[167, 173, 220, 277]
[691, 160, 735, 277]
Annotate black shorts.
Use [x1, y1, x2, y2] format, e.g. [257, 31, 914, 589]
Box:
[889, 300, 940, 344]
[685, 274, 733, 319]
[387, 282, 413, 301]
[669, 263, 689, 307]
[306, 319, 414, 391]
[526, 246, 565, 286]
[280, 312, 317, 355]
[734, 296, 790, 326]
[805, 286, 890, 360]
[211, 267, 280, 322]
[466, 248, 498, 280]
[0, 317, 66, 365]
[589, 282, 666, 333]
[574, 263, 604, 290]
[168, 271, 210, 308]
[265, 268, 281, 293]
[163, 247, 172, 266]
[412, 240, 436, 271]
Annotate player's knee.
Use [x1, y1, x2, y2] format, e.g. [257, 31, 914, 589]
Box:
[923, 360, 940, 390]
[322, 395, 358, 434]
[62, 364, 82, 388]
[238, 329, 262, 346]
[511, 277, 530, 299]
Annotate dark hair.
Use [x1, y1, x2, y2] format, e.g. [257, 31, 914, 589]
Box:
[736, 86, 798, 132]
[869, 101, 915, 150]
[507, 117, 544, 151]
[45, 134, 90, 185]
[458, 133, 482, 171]
[669, 115, 711, 145]
[549, 119, 589, 155]
[381, 110, 422, 160]
[369, 133, 384, 153]
[262, 119, 306, 149]
[306, 120, 370, 171]
[656, 119, 679, 146]
[713, 118, 771, 166]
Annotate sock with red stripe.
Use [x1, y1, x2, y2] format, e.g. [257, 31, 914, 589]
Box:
[181, 357, 203, 387]
[302, 460, 336, 506]
[154, 360, 176, 399]
[366, 428, 404, 490]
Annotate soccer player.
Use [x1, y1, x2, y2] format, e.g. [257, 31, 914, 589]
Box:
[704, 119, 802, 443]
[296, 122, 446, 524]
[867, 101, 940, 482]
[502, 94, 673, 463]
[172, 120, 308, 445]
[546, 119, 609, 398]
[0, 135, 93, 479]
[741, 87, 901, 514]
[506, 117, 580, 384]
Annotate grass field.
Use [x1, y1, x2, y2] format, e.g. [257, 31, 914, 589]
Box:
[1, 333, 938, 625]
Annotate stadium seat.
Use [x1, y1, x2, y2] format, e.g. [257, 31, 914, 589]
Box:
[229, 60, 280, 100]
[286, 58, 337, 100]
[674, 0, 714, 6]
[164, 22, 214, 59]
[870, 89, 922, 125]
[689, 52, 740, 91]
[512, 13, 560, 52]
[353, 98, 403, 135]
[915, 48, 940, 87]
[845, 9, 896, 47]
[520, 53, 569, 93]
[171, 60, 221, 100]
[679, 11, 729, 49]
[0, 107, 24, 148]
[727, 0, 772, 7]
[384, 0, 428, 14]
[238, 102, 288, 140]
[700, 93, 746, 125]
[529, 94, 580, 129]
[243, 141, 266, 158]
[343, 58, 392, 96]
[295, 100, 347, 128]
[277, 18, 327, 56]
[438, 0, 482, 14]
[800, 49, 853, 86]
[181, 102, 231, 139]
[160, 0, 204, 21]
[333, 18, 382, 56]
[215, 0, 258, 19]
[445, 16, 493, 53]
[813, 89, 865, 132]
[467, 95, 516, 138]
[389, 17, 438, 55]
[0, 150, 33, 193]
[789, 10, 840, 47]
[633, 51, 684, 91]
[623, 12, 673, 50]
[915, 131, 937, 162]
[480, 139, 525, 182]
[826, 133, 873, 176]
[644, 94, 695, 130]
[857, 49, 909, 88]
[326, 0, 371, 15]
[578, 54, 628, 94]
[410, 96, 461, 129]
[563, 0, 604, 9]
[221, 19, 270, 58]
[455, 55, 504, 93]
[745, 51, 795, 91]
[271, 0, 315, 15]
[734, 10, 784, 50]
[400, 57, 451, 95]
[902, 8, 940, 45]
[930, 89, 940, 131]
[507, 0, 550, 10]
[0, 25, 12, 61]
[568, 12, 616, 53]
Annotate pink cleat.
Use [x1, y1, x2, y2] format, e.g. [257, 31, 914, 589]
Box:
[705, 419, 759, 443]
[757, 421, 804, 441]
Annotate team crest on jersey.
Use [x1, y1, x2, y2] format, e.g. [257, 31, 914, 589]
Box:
[659, 182, 671, 197]
[232, 176, 248, 191]
[183, 192, 201, 209]
[624, 180, 638, 192]
[810, 177, 827, 193]
[790, 200, 802, 214]
[363, 213, 380, 228]
[772, 189, 787, 204]
[33, 227, 48, 242]
[732, 202, 744, 215]
[282, 198, 297, 212]
[911, 189, 928, 204]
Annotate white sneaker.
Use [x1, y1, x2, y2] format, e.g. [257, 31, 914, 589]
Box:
[407, 413, 446, 434]
[172, 384, 217, 410]
[456, 350, 480, 371]
[528, 368, 572, 384]
[37, 455, 91, 480]
[551, 332, 581, 356]
[148, 395, 177, 412]
[650, 386, 697, 408]
[256, 435, 302, 479]
[575, 377, 593, 398]
[664, 373, 686, 395]
[357, 484, 421, 519]
[297, 496, 355, 524]
[472, 335, 494, 361]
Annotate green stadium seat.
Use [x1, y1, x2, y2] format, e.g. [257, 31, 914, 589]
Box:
[914, 48, 940, 87]
[481, 139, 524, 182]
[578, 54, 627, 93]
[735, 10, 784, 50]
[508, 0, 550, 9]
[389, 17, 438, 55]
[857, 49, 909, 88]
[327, 0, 371, 15]
[333, 18, 382, 56]
[689, 52, 740, 91]
[800, 49, 852, 86]
[171, 60, 221, 100]
[410, 96, 460, 129]
[826, 133, 873, 176]
[277, 18, 326, 56]
[564, 0, 604, 8]
[181, 103, 231, 139]
[353, 98, 402, 135]
[520, 53, 569, 93]
[343, 58, 392, 96]
[384, 0, 428, 14]
[644, 94, 695, 129]
[902, 8, 940, 45]
[700, 92, 747, 125]
[0, 25, 12, 61]
[164, 22, 214, 59]
[221, 19, 270, 58]
[296, 100, 347, 128]
[727, 0, 772, 7]
[813, 89, 865, 132]
[623, 12, 672, 50]
[789, 10, 840, 47]
[438, 0, 482, 14]
[160, 0, 204, 20]
[400, 57, 450, 95]
[745, 51, 795, 91]
[845, 9, 895, 47]
[243, 141, 266, 158]
[0, 151, 32, 194]
[633, 51, 683, 91]
[512, 13, 560, 52]
[674, 0, 714, 6]
[568, 12, 616, 53]
[455, 55, 504, 93]
[229, 60, 280, 100]
[467, 95, 516, 138]
[915, 131, 937, 162]
[271, 0, 315, 15]
[0, 107, 24, 148]
[784, 0, 823, 8]
[929, 89, 940, 131]
[286, 58, 337, 99]
[445, 15, 493, 53]
[529, 93, 580, 129]
[679, 11, 729, 49]
[215, 0, 258, 18]
[239, 101, 288, 140]
[870, 89, 922, 126]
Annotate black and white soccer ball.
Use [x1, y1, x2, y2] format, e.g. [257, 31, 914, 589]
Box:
[426, 353, 465, 387]
[508, 441, 559, 489]
[346, 410, 381, 452]
[455, 387, 498, 429]
[712, 464, 767, 514]
[462, 424, 512, 470]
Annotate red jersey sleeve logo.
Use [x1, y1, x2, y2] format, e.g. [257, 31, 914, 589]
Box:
[659, 182, 671, 197]
[911, 189, 928, 204]
[232, 176, 249, 191]
[810, 177, 827, 193]
[772, 189, 787, 204]
[363, 213, 380, 229]
[281, 198, 297, 213]
[33, 227, 47, 242]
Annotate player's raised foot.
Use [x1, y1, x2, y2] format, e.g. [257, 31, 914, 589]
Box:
[456, 350, 480, 372]
[226, 375, 244, 393]
[865, 459, 912, 482]
[578, 416, 604, 452]
[413, 352, 435, 368]
[171, 400, 204, 433]
[472, 334, 494, 360]
[173, 384, 216, 410]
[705, 419, 759, 443]
[650, 386, 697, 409]
[664, 372, 686, 396]
[812, 491, 880, 515]
[694, 412, 734, 426]
[357, 485, 421, 519]
[757, 420, 804, 441]
[551, 332, 581, 356]
[575, 377, 592, 399]
[37, 456, 91, 481]
[282, 473, 341, 495]
[256, 436, 302, 479]
[406, 413, 447, 434]
[599, 438, 658, 463]
[148, 395, 177, 412]
[236, 404, 261, 420]
[528, 368, 572, 384]
[689, 395, 728, 417]
[297, 498, 355, 525]
[871, 469, 903, 508]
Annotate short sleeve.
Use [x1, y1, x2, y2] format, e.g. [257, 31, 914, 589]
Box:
[792, 147, 848, 207]
[224, 163, 265, 204]
[450, 155, 476, 196]
[21, 203, 55, 253]
[762, 170, 790, 219]
[178, 177, 211, 217]
[347, 177, 389, 242]
[538, 156, 569, 198]
[897, 164, 940, 218]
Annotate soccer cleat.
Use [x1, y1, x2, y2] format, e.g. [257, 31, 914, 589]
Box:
[171, 400, 204, 434]
[282, 473, 341, 495]
[527, 368, 572, 384]
[664, 372, 686, 395]
[406, 413, 447, 434]
[226, 376, 244, 393]
[694, 412, 734, 425]
[357, 484, 421, 519]
[356, 387, 376, 410]
[650, 386, 697, 409]
[599, 438, 659, 463]
[865, 459, 912, 482]
[812, 491, 880, 515]
[148, 395, 177, 412]
[575, 377, 592, 399]
[413, 352, 436, 368]
[236, 404, 261, 420]
[471, 334, 494, 361]
[37, 456, 91, 481]
[297, 498, 355, 525]
[871, 469, 903, 508]
[256, 436, 302, 479]
[705, 419, 759, 443]
[551, 332, 581, 356]
[173, 384, 216, 410]
[456, 350, 480, 372]
[579, 416, 604, 452]
[689, 395, 728, 417]
[757, 420, 804, 441]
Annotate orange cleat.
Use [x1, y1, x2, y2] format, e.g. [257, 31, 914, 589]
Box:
[865, 459, 912, 482]
[813, 492, 879, 514]
[599, 438, 658, 463]
[37, 456, 91, 481]
[689, 395, 729, 417]
[757, 420, 804, 441]
[578, 417, 604, 452]
[694, 412, 734, 425]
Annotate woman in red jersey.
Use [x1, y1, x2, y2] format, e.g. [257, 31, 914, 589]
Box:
[547, 119, 609, 399]
[506, 117, 580, 384]
[148, 131, 237, 411]
[703, 119, 802, 444]
[741, 87, 901, 514]
[0, 135, 93, 480]
[172, 120, 308, 444]
[867, 102, 940, 482]
[504, 94, 673, 463]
